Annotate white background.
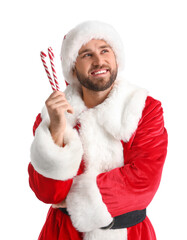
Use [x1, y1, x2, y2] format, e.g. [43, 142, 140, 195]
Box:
[0, 0, 187, 239]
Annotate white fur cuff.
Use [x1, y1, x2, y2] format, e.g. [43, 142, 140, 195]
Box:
[30, 120, 83, 180]
[66, 172, 113, 232]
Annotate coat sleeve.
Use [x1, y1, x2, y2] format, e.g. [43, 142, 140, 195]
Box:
[66, 96, 168, 232]
[96, 96, 168, 217]
[28, 113, 84, 204]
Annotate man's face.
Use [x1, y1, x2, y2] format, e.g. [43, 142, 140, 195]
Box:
[73, 39, 118, 91]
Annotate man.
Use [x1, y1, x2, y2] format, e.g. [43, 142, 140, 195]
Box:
[28, 21, 168, 240]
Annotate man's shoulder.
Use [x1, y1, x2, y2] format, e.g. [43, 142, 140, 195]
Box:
[142, 96, 163, 117]
[145, 95, 162, 106]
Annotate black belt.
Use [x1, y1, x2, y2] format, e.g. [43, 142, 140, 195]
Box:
[59, 208, 146, 229]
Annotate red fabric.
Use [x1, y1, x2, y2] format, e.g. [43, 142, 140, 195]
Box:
[65, 80, 69, 86]
[30, 114, 73, 204]
[28, 163, 73, 204]
[127, 216, 156, 240]
[96, 96, 168, 217]
[29, 116, 85, 204]
[28, 96, 167, 239]
[29, 118, 85, 239]
[28, 161, 85, 204]
[33, 113, 42, 136]
[38, 207, 83, 240]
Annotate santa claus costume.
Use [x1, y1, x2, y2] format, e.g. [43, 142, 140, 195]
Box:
[28, 21, 168, 240]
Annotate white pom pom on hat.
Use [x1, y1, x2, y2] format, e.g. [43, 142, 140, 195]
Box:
[60, 20, 125, 85]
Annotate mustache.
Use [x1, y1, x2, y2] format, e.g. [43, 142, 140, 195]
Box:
[89, 65, 111, 73]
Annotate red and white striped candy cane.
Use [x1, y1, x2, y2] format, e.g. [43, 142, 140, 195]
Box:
[48, 47, 60, 91]
[40, 51, 56, 91]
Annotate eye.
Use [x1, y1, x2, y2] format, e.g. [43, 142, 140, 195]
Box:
[82, 53, 92, 58]
[101, 49, 109, 54]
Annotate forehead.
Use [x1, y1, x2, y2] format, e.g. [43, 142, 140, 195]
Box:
[78, 39, 112, 54]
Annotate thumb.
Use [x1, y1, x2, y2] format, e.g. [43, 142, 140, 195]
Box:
[67, 104, 74, 114]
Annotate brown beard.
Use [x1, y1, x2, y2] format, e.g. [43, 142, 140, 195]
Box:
[75, 67, 118, 92]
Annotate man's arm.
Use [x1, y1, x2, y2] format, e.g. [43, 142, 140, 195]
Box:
[28, 92, 83, 204]
[96, 97, 168, 217]
[45, 91, 73, 146]
[30, 113, 72, 204]
[28, 163, 73, 204]
[66, 97, 168, 232]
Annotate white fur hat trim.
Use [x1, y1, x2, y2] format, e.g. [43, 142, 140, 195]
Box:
[60, 20, 125, 85]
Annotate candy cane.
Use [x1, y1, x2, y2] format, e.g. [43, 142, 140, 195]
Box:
[40, 51, 56, 91]
[48, 47, 60, 91]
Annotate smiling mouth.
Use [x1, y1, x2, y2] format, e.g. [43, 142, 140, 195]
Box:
[91, 69, 109, 77]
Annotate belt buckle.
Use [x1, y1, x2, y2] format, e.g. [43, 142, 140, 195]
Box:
[100, 219, 115, 230]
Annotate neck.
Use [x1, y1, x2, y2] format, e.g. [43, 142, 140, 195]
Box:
[82, 83, 115, 108]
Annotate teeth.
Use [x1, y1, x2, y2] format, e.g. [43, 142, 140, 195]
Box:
[94, 70, 107, 75]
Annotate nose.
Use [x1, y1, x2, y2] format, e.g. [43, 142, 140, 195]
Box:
[92, 53, 103, 67]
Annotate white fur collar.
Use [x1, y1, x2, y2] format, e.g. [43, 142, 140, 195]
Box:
[41, 77, 148, 142]
[38, 77, 148, 235]
[64, 77, 148, 142]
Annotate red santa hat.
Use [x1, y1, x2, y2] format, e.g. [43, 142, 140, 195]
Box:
[60, 20, 125, 85]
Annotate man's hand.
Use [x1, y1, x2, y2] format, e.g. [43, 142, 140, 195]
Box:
[45, 91, 73, 146]
[52, 199, 67, 208]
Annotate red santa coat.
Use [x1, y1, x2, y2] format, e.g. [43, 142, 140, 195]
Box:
[28, 78, 168, 240]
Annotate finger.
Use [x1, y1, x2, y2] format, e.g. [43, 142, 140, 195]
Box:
[50, 91, 65, 99]
[46, 91, 64, 103]
[48, 102, 72, 116]
[52, 100, 74, 114]
[52, 202, 66, 208]
[47, 95, 67, 105]
[52, 204, 59, 208]
[51, 102, 70, 110]
[46, 92, 73, 114]
[67, 105, 74, 114]
[46, 95, 67, 108]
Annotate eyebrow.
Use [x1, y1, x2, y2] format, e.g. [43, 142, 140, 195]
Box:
[79, 45, 111, 55]
[79, 48, 92, 55]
